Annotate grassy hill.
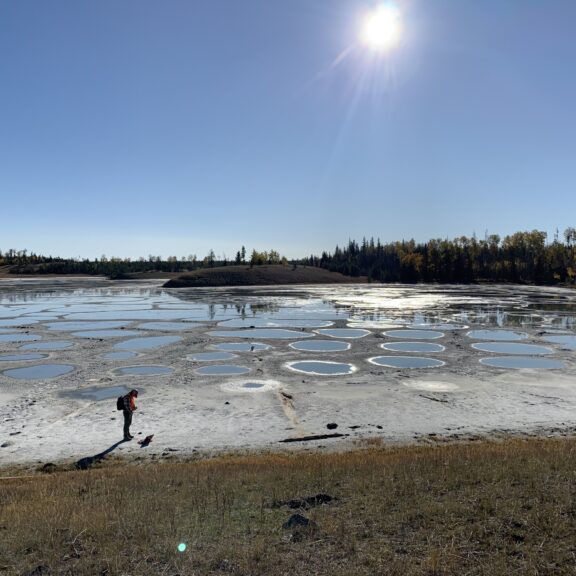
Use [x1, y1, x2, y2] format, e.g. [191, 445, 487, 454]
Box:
[163, 264, 367, 287]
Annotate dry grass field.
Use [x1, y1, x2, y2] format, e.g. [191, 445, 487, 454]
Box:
[2, 438, 576, 575]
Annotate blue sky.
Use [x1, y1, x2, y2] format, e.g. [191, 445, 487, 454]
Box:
[1, 0, 575, 260]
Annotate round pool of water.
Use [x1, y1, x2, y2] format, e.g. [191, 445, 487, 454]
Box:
[315, 329, 371, 339]
[114, 336, 182, 350]
[21, 341, 74, 350]
[290, 340, 351, 352]
[72, 330, 140, 338]
[369, 356, 445, 369]
[383, 330, 444, 340]
[114, 365, 173, 376]
[480, 357, 565, 369]
[0, 353, 49, 362]
[187, 352, 238, 362]
[208, 329, 314, 340]
[212, 342, 271, 352]
[101, 351, 139, 360]
[195, 365, 251, 376]
[0, 319, 39, 327]
[0, 333, 42, 343]
[542, 334, 576, 350]
[3, 364, 75, 380]
[380, 342, 445, 353]
[286, 361, 356, 375]
[471, 342, 554, 355]
[467, 330, 528, 341]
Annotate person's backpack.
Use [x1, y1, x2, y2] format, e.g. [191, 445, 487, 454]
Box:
[116, 396, 124, 411]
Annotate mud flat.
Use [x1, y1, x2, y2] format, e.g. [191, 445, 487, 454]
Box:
[0, 279, 575, 467]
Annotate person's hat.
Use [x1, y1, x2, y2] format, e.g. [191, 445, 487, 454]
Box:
[130, 389, 139, 396]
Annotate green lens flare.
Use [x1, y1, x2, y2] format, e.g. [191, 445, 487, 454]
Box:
[178, 543, 187, 553]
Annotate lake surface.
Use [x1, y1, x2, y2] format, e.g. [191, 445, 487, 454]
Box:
[1, 280, 575, 387]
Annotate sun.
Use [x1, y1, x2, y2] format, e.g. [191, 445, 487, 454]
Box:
[361, 5, 402, 51]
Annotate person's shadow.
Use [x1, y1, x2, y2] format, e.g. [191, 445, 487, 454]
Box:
[74, 439, 126, 470]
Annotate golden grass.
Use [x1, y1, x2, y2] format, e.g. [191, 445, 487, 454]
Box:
[2, 438, 576, 575]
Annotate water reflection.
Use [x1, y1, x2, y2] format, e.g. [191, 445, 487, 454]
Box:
[369, 356, 445, 369]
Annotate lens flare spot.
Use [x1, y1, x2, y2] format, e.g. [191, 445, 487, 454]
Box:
[178, 543, 187, 553]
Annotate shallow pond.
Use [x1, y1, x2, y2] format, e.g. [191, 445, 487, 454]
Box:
[3, 364, 75, 379]
[480, 357, 565, 369]
[380, 342, 445, 353]
[467, 329, 528, 341]
[315, 329, 371, 339]
[45, 321, 131, 331]
[369, 356, 445, 369]
[137, 322, 203, 331]
[217, 318, 333, 328]
[542, 334, 576, 350]
[383, 330, 444, 340]
[0, 353, 49, 362]
[21, 341, 74, 350]
[471, 342, 554, 355]
[289, 340, 351, 352]
[0, 333, 42, 342]
[286, 361, 356, 375]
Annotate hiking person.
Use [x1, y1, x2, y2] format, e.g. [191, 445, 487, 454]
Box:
[122, 389, 138, 441]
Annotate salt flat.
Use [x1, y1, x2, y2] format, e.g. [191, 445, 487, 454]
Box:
[0, 279, 575, 467]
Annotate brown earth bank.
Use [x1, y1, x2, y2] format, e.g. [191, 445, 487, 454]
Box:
[2, 437, 576, 575]
[163, 264, 368, 287]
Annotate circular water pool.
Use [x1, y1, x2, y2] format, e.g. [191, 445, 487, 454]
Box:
[383, 330, 444, 340]
[380, 342, 445, 353]
[195, 365, 251, 376]
[0, 353, 49, 362]
[72, 330, 140, 338]
[471, 342, 554, 355]
[21, 341, 74, 350]
[286, 361, 356, 375]
[0, 333, 42, 343]
[315, 328, 371, 339]
[289, 340, 351, 352]
[187, 352, 238, 362]
[3, 364, 75, 380]
[114, 336, 182, 350]
[217, 318, 334, 328]
[467, 330, 527, 341]
[221, 379, 281, 393]
[542, 334, 576, 350]
[368, 356, 445, 369]
[480, 357, 565, 369]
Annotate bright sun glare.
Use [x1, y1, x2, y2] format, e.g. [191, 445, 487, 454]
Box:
[361, 5, 402, 51]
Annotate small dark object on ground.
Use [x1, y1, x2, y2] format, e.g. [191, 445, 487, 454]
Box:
[282, 513, 314, 529]
[279, 433, 346, 443]
[39, 463, 57, 474]
[327, 423, 338, 430]
[139, 434, 154, 447]
[272, 493, 334, 510]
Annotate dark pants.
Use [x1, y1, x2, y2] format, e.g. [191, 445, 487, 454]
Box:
[123, 410, 133, 438]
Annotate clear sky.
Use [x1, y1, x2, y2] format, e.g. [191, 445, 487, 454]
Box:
[1, 1, 575, 260]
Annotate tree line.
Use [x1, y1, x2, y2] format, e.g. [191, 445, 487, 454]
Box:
[0, 246, 289, 278]
[303, 229, 576, 285]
